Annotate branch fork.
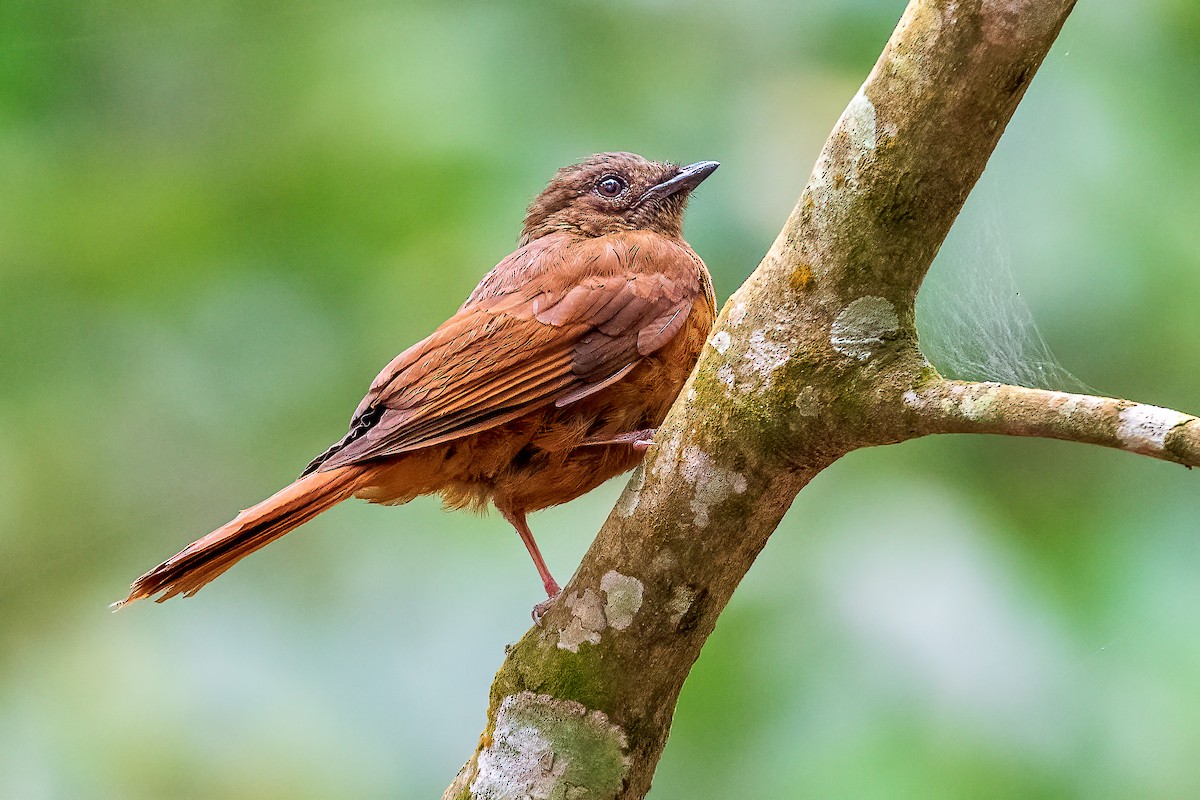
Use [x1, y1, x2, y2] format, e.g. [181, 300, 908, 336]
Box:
[445, 1, 1199, 797]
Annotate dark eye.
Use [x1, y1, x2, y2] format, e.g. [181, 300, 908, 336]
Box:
[595, 175, 627, 198]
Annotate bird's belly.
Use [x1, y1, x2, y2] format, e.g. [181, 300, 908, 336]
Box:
[486, 331, 701, 513]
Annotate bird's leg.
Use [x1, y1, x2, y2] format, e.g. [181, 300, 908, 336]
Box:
[499, 508, 561, 621]
[576, 428, 656, 452]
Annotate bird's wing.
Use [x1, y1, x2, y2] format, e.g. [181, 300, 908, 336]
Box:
[307, 233, 703, 472]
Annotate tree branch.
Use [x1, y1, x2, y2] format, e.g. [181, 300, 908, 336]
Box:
[904, 379, 1200, 467]
[444, 1, 1097, 797]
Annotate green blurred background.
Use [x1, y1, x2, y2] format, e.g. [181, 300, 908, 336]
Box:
[2, 1, 1198, 797]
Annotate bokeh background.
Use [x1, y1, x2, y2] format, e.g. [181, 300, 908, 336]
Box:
[3, 1, 1199, 797]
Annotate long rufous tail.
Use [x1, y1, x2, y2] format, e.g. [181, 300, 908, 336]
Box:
[115, 466, 365, 607]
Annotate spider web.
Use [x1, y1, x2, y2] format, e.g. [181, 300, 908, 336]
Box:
[916, 191, 1091, 394]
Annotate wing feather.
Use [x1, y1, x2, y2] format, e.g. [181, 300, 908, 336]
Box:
[312, 231, 705, 471]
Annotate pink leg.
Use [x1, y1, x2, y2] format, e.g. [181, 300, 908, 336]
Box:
[500, 508, 561, 598]
[577, 428, 656, 452]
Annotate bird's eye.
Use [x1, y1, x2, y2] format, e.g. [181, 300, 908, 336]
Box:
[595, 175, 627, 198]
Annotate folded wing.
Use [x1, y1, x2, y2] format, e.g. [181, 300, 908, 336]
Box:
[304, 232, 703, 473]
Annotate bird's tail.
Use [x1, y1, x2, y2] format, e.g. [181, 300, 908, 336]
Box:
[115, 465, 366, 608]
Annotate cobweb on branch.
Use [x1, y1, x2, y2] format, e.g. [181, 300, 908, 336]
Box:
[916, 199, 1092, 394]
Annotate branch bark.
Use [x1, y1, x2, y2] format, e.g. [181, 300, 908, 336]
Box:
[906, 380, 1200, 467]
[441, 1, 1198, 797]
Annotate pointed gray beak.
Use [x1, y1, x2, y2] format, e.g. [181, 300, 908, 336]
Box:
[639, 160, 720, 205]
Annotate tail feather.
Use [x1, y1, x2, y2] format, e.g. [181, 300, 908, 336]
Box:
[116, 466, 365, 607]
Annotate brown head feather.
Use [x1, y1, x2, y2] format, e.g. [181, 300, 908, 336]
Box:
[519, 152, 717, 245]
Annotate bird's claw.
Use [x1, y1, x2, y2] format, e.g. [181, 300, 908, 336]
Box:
[577, 428, 657, 451]
[532, 593, 561, 625]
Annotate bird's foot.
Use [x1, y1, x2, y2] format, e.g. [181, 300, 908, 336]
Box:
[577, 428, 657, 451]
[532, 591, 561, 626]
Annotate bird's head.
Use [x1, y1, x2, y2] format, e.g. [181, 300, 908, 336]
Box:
[519, 152, 718, 245]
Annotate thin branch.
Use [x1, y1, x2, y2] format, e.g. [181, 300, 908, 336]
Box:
[904, 379, 1200, 467]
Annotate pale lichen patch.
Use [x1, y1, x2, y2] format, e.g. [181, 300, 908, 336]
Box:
[711, 307, 797, 394]
[680, 446, 748, 527]
[728, 301, 748, 327]
[808, 85, 878, 210]
[557, 618, 599, 653]
[843, 89, 878, 156]
[795, 385, 820, 417]
[959, 384, 1000, 421]
[615, 465, 646, 519]
[830, 296, 900, 360]
[888, 1, 942, 96]
[717, 364, 737, 393]
[1117, 404, 1192, 456]
[599, 572, 644, 631]
[903, 386, 955, 415]
[649, 428, 682, 480]
[471, 692, 630, 800]
[667, 585, 697, 628]
[557, 589, 606, 652]
[746, 328, 791, 381]
[651, 548, 678, 573]
[1058, 393, 1108, 419]
[710, 330, 732, 354]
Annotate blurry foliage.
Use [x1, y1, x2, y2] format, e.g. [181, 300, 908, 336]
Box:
[1, 1, 1198, 798]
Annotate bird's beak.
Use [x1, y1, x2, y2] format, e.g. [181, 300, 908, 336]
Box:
[639, 160, 720, 205]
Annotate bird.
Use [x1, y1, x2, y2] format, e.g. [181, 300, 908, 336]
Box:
[116, 152, 718, 611]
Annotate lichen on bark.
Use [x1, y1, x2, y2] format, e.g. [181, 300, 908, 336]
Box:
[440, 1, 1200, 797]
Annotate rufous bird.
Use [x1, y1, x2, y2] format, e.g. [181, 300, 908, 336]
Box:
[117, 152, 718, 611]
